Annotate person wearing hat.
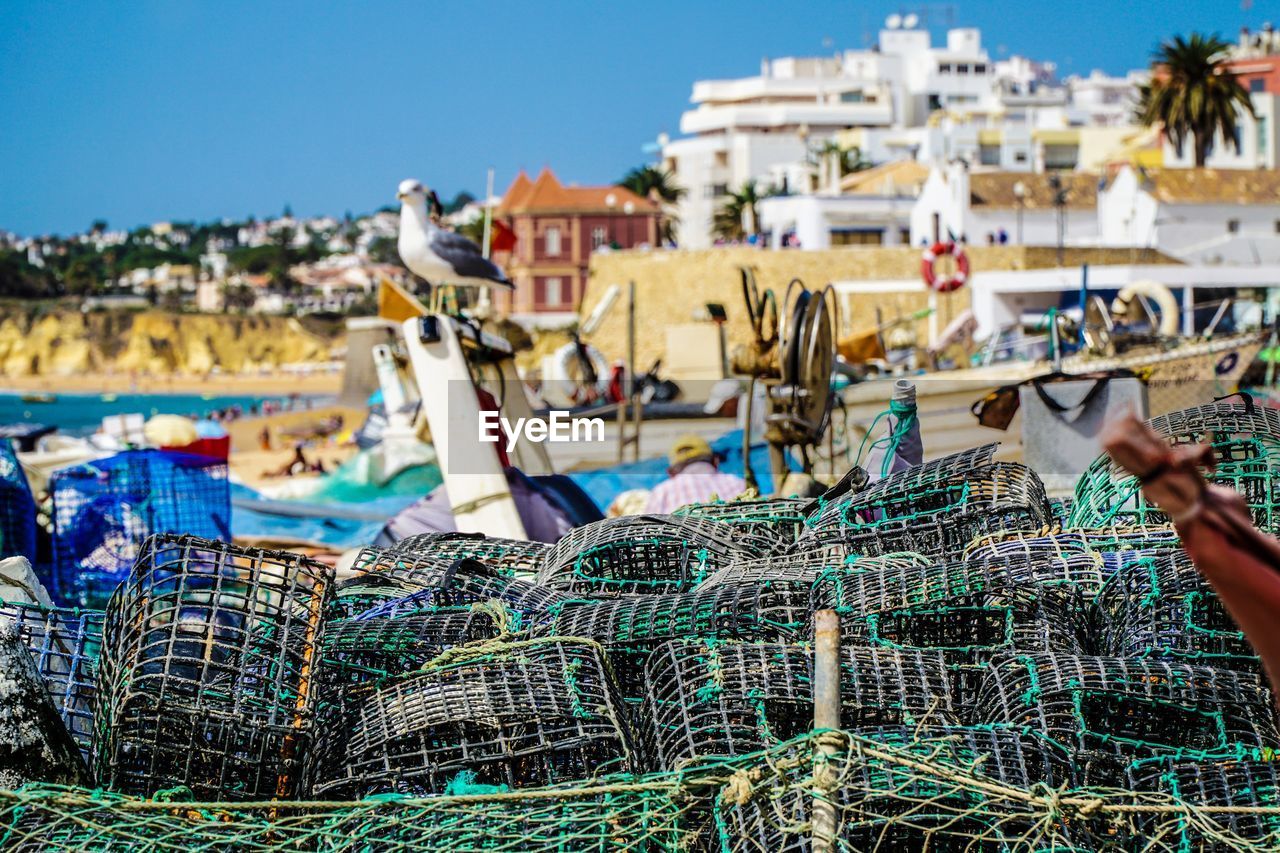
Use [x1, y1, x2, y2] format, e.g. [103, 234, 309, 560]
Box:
[644, 433, 748, 514]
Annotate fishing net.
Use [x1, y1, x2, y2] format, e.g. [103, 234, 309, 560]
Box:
[6, 729, 1280, 850]
[800, 463, 1054, 559]
[535, 515, 770, 596]
[1095, 551, 1258, 670]
[716, 727, 1077, 852]
[673, 497, 810, 547]
[94, 534, 332, 800]
[640, 641, 956, 771]
[964, 525, 1184, 569]
[0, 602, 102, 762]
[0, 437, 37, 561]
[693, 551, 865, 588]
[1069, 401, 1280, 530]
[307, 637, 637, 798]
[356, 531, 549, 577]
[538, 581, 808, 703]
[974, 654, 1280, 784]
[50, 451, 231, 609]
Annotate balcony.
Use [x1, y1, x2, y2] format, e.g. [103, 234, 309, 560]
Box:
[680, 101, 893, 135]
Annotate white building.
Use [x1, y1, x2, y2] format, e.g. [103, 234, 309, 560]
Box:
[1098, 165, 1280, 263]
[1160, 93, 1280, 170]
[661, 19, 1146, 248]
[758, 161, 926, 249]
[910, 163, 1099, 247]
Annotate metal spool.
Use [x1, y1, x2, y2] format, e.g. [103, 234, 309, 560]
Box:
[95, 534, 332, 799]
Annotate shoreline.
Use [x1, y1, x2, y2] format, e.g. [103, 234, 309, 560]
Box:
[0, 371, 343, 396]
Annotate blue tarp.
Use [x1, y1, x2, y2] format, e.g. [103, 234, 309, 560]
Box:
[230, 483, 419, 548]
[567, 429, 796, 511]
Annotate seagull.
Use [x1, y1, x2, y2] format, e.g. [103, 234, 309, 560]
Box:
[396, 178, 512, 289]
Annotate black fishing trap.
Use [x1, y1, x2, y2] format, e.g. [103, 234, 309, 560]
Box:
[357, 531, 550, 576]
[307, 637, 637, 798]
[94, 534, 332, 799]
[0, 602, 103, 761]
[538, 580, 809, 703]
[1130, 758, 1280, 848]
[800, 462, 1054, 559]
[1095, 551, 1258, 670]
[673, 496, 811, 546]
[715, 726, 1073, 853]
[50, 450, 231, 609]
[974, 654, 1280, 774]
[535, 515, 770, 596]
[639, 640, 956, 771]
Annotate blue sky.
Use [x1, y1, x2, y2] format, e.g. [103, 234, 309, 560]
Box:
[1, 0, 1272, 236]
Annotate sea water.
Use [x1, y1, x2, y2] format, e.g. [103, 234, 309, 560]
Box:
[0, 392, 332, 435]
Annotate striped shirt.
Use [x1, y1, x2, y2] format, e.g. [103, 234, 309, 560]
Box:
[644, 462, 748, 514]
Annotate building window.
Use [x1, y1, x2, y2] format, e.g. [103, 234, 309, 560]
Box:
[938, 63, 952, 73]
[1259, 115, 1269, 156]
[1228, 219, 1240, 233]
[830, 228, 884, 246]
[591, 227, 608, 249]
[974, 63, 987, 74]
[956, 63, 969, 74]
[545, 277, 563, 307]
[928, 94, 942, 111]
[1014, 151, 1028, 163]
[544, 226, 561, 257]
[979, 145, 1000, 166]
[840, 90, 865, 103]
[1274, 219, 1280, 234]
[707, 183, 729, 198]
[1252, 78, 1266, 93]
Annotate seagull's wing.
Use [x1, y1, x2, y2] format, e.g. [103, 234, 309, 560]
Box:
[429, 228, 512, 286]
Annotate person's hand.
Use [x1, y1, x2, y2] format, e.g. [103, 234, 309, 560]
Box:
[1101, 410, 1213, 525]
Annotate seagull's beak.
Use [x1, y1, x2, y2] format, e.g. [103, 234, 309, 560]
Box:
[396, 191, 408, 201]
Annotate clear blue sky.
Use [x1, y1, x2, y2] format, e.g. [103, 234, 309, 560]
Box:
[1, 0, 1271, 236]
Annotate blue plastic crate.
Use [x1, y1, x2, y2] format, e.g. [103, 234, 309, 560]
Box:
[0, 436, 37, 561]
[50, 450, 230, 608]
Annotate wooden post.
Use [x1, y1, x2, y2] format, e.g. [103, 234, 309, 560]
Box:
[812, 608, 840, 853]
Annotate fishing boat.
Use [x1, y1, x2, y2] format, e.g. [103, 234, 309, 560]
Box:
[20, 392, 56, 404]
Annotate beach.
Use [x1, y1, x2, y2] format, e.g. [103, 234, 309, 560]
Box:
[0, 370, 342, 396]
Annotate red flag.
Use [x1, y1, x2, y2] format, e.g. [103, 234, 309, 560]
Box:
[490, 219, 517, 253]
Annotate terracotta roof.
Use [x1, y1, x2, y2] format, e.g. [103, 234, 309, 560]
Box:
[499, 167, 658, 214]
[502, 170, 534, 210]
[1130, 168, 1280, 205]
[840, 160, 930, 197]
[968, 172, 1099, 210]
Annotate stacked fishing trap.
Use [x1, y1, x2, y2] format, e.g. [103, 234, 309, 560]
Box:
[1, 399, 1280, 851]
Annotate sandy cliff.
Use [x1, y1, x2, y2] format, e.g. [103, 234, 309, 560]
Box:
[0, 309, 340, 377]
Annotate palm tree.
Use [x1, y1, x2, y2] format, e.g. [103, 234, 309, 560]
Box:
[712, 182, 767, 242]
[1137, 33, 1255, 167]
[620, 165, 684, 243]
[807, 141, 873, 191]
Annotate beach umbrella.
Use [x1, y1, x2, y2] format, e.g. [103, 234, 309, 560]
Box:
[143, 415, 199, 448]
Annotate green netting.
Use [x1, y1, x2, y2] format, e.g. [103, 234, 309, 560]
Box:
[1068, 401, 1280, 530]
[8, 730, 1280, 851]
[673, 497, 810, 547]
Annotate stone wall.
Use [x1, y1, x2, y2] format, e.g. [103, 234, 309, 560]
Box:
[581, 246, 1177, 365]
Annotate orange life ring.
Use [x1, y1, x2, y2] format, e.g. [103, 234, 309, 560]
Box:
[921, 241, 969, 293]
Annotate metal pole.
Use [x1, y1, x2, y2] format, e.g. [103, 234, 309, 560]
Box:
[812, 608, 841, 853]
[479, 168, 495, 314]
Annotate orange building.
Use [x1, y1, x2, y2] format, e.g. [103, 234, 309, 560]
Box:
[491, 168, 659, 318]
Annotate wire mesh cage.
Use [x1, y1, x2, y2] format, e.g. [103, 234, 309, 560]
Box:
[338, 557, 567, 628]
[714, 726, 1074, 853]
[318, 605, 503, 701]
[308, 637, 638, 799]
[1069, 402, 1280, 530]
[356, 532, 550, 577]
[693, 551, 866, 589]
[673, 497, 811, 547]
[50, 451, 231, 609]
[1095, 552, 1258, 670]
[94, 534, 332, 800]
[0, 618, 87, 789]
[974, 654, 1280, 776]
[805, 443, 1001, 531]
[535, 515, 770, 596]
[0, 437, 37, 561]
[1129, 758, 1280, 848]
[640, 640, 956, 771]
[0, 602, 103, 762]
[538, 581, 808, 703]
[800, 463, 1054, 559]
